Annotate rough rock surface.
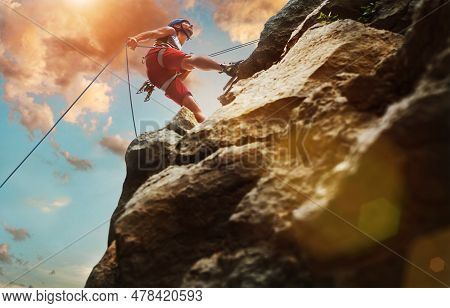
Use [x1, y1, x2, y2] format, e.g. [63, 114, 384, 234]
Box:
[107, 107, 198, 244]
[87, 0, 449, 288]
[237, 0, 422, 82]
[237, 0, 323, 80]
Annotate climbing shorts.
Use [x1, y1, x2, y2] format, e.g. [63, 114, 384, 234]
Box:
[145, 47, 192, 105]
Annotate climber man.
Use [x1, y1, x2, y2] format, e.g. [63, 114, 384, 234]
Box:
[127, 18, 238, 123]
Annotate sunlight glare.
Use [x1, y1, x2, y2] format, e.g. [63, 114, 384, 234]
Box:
[67, 0, 91, 7]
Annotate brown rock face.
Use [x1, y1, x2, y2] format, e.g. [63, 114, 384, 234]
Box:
[86, 0, 449, 288]
[236, 0, 422, 82]
[106, 107, 198, 245]
[86, 242, 118, 288]
[236, 0, 323, 80]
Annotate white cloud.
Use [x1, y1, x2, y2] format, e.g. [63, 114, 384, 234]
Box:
[27, 197, 71, 213]
[4, 83, 54, 138]
[63, 77, 113, 126]
[99, 134, 130, 156]
[212, 0, 287, 43]
[81, 118, 98, 135]
[4, 0, 21, 9]
[102, 116, 113, 133]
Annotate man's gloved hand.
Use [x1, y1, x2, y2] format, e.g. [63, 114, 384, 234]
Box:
[127, 37, 138, 50]
[219, 60, 243, 77]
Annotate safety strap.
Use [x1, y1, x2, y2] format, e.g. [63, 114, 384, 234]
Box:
[161, 74, 179, 92]
[156, 47, 179, 93]
[157, 48, 166, 68]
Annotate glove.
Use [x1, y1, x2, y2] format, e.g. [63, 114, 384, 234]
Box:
[127, 37, 138, 51]
[219, 61, 242, 77]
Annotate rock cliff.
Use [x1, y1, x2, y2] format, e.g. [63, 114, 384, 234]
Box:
[86, 0, 449, 287]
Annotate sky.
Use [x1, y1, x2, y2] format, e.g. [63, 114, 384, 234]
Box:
[0, 0, 287, 287]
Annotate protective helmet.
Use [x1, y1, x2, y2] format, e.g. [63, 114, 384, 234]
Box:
[168, 18, 193, 40]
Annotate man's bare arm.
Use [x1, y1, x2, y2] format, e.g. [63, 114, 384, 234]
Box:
[134, 26, 176, 41]
[128, 26, 176, 49]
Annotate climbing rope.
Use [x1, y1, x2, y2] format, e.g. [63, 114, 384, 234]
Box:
[136, 39, 259, 58]
[208, 39, 259, 57]
[125, 45, 139, 138]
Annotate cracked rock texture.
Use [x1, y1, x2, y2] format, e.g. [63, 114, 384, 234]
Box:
[86, 0, 449, 287]
[238, 0, 422, 81]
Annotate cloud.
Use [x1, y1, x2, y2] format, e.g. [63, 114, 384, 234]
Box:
[0, 0, 182, 135]
[62, 151, 93, 170]
[3, 1, 20, 9]
[3, 83, 55, 139]
[184, 0, 197, 9]
[63, 78, 112, 127]
[4, 226, 30, 242]
[0, 244, 12, 263]
[50, 138, 93, 171]
[211, 0, 287, 42]
[0, 243, 27, 267]
[81, 118, 98, 135]
[27, 197, 71, 213]
[100, 135, 130, 156]
[102, 116, 113, 133]
[53, 171, 70, 184]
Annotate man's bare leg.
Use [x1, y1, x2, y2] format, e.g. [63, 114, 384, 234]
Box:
[179, 56, 226, 123]
[181, 55, 222, 71]
[182, 95, 206, 123]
